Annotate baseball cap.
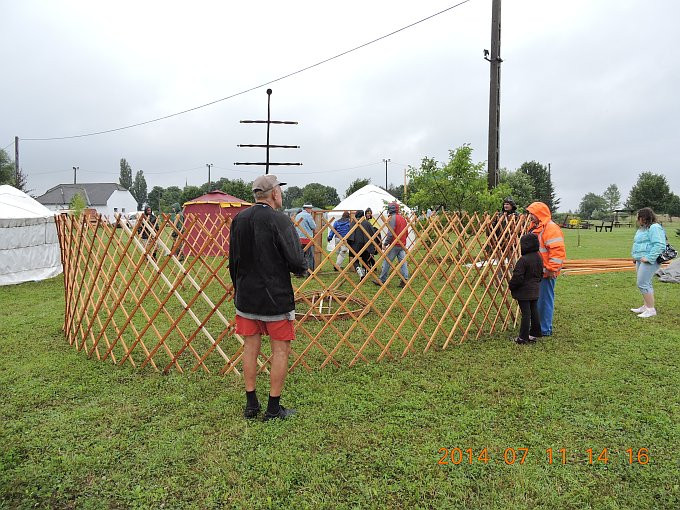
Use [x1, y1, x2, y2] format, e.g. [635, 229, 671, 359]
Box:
[252, 174, 287, 192]
[302, 203, 313, 209]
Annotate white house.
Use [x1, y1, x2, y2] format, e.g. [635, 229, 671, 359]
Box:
[35, 183, 138, 222]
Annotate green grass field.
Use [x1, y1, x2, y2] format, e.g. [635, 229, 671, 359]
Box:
[1, 225, 679, 509]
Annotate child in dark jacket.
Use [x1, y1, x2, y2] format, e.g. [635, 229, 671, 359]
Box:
[508, 233, 544, 344]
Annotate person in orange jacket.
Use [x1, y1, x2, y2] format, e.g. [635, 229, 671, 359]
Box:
[526, 201, 566, 336]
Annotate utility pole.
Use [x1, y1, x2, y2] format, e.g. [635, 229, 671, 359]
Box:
[73, 166, 79, 184]
[383, 158, 390, 190]
[206, 163, 213, 191]
[14, 137, 19, 185]
[485, 0, 502, 190]
[404, 168, 408, 201]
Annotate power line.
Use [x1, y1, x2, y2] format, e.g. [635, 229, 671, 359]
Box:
[1, 140, 14, 151]
[22, 1, 473, 142]
[213, 161, 381, 176]
[28, 164, 206, 177]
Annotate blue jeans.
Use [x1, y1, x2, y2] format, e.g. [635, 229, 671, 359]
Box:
[635, 260, 659, 294]
[537, 277, 556, 336]
[380, 247, 408, 283]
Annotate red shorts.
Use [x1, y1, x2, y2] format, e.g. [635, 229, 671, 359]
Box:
[235, 315, 295, 341]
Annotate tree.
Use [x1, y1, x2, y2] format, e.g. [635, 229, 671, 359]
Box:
[130, 170, 148, 210]
[499, 169, 535, 210]
[406, 145, 510, 214]
[148, 186, 164, 213]
[301, 183, 340, 209]
[14, 167, 28, 192]
[602, 183, 621, 213]
[181, 185, 202, 205]
[282, 186, 303, 209]
[161, 186, 183, 211]
[69, 192, 87, 217]
[666, 193, 680, 221]
[119, 158, 133, 190]
[345, 178, 371, 198]
[387, 184, 404, 201]
[0, 150, 12, 185]
[220, 178, 252, 202]
[0, 149, 27, 191]
[518, 161, 560, 212]
[578, 192, 608, 219]
[627, 172, 671, 213]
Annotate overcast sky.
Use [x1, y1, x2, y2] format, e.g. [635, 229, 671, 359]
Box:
[2, 0, 679, 211]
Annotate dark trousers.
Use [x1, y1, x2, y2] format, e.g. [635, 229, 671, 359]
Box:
[517, 299, 541, 340]
[352, 250, 375, 270]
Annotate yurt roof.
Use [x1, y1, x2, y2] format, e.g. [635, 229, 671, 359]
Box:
[329, 184, 411, 219]
[0, 185, 55, 219]
[184, 190, 251, 207]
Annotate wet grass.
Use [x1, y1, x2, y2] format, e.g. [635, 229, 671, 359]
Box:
[1, 227, 679, 508]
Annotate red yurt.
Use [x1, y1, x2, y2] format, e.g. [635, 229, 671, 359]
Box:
[182, 191, 250, 256]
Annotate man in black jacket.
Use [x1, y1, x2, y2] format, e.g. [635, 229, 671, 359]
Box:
[229, 174, 307, 421]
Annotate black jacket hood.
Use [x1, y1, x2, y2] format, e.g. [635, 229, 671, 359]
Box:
[520, 233, 540, 255]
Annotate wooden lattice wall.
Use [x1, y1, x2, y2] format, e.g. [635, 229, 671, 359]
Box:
[54, 211, 525, 376]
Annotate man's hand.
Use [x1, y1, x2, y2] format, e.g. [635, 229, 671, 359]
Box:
[545, 270, 559, 278]
[640, 257, 649, 263]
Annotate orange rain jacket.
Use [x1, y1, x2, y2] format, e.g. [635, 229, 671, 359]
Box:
[526, 202, 566, 277]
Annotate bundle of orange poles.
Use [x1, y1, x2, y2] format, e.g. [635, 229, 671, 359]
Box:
[562, 258, 669, 275]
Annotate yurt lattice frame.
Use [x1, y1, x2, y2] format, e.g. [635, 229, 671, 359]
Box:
[55, 211, 527, 376]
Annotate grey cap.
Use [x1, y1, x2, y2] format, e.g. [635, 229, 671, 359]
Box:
[252, 174, 287, 192]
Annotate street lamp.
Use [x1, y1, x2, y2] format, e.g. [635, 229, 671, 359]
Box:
[72, 166, 79, 184]
[382, 158, 390, 190]
[206, 163, 213, 191]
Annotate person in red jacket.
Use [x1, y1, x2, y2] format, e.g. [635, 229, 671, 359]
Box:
[375, 202, 409, 287]
[526, 201, 566, 336]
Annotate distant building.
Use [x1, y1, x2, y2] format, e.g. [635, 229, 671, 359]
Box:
[35, 183, 138, 222]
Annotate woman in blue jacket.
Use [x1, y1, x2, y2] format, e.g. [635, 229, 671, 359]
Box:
[630, 207, 666, 318]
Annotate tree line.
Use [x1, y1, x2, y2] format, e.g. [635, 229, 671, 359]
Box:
[12, 148, 675, 219]
[405, 145, 559, 214]
[577, 172, 680, 220]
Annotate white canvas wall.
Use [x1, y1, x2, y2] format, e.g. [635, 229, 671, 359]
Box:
[0, 186, 63, 286]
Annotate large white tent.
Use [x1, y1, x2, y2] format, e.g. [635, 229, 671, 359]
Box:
[327, 184, 415, 249]
[0, 185, 62, 285]
[328, 184, 413, 221]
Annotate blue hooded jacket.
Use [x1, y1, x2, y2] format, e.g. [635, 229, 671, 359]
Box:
[328, 217, 351, 241]
[631, 223, 666, 262]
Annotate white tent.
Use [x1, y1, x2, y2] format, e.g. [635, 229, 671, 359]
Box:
[328, 184, 413, 221]
[0, 185, 63, 285]
[327, 184, 416, 249]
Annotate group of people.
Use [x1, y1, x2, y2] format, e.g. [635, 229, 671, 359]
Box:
[507, 200, 566, 344]
[508, 200, 669, 345]
[229, 175, 670, 421]
[295, 202, 410, 286]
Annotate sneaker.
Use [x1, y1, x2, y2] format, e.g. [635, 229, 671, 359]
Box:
[528, 336, 538, 342]
[263, 406, 297, 421]
[513, 336, 530, 344]
[243, 404, 261, 419]
[630, 305, 646, 313]
[637, 308, 657, 318]
[398, 280, 407, 288]
[372, 280, 383, 286]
